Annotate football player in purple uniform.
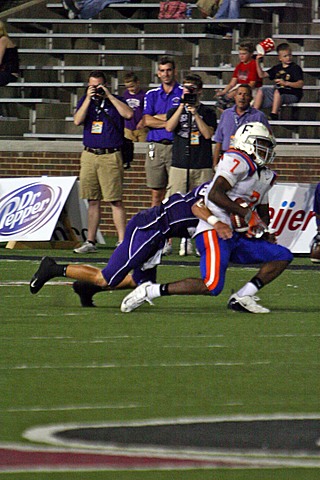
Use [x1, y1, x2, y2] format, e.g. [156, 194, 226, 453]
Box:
[29, 183, 232, 306]
[121, 122, 293, 314]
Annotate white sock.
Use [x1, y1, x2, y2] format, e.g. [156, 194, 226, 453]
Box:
[146, 283, 161, 300]
[236, 282, 258, 298]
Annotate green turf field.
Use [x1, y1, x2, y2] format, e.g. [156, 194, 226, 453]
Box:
[0, 240, 319, 479]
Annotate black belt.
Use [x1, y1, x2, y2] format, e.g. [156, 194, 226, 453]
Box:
[155, 140, 172, 145]
[84, 146, 120, 155]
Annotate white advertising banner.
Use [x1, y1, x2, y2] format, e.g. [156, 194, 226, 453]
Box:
[0, 178, 316, 252]
[0, 177, 105, 244]
[269, 183, 316, 253]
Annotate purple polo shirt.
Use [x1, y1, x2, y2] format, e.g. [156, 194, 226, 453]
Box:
[123, 88, 145, 130]
[76, 95, 126, 149]
[214, 105, 271, 152]
[143, 82, 183, 142]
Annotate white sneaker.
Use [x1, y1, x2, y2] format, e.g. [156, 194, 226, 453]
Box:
[179, 238, 193, 256]
[74, 241, 97, 254]
[162, 240, 172, 256]
[121, 281, 154, 313]
[228, 293, 270, 314]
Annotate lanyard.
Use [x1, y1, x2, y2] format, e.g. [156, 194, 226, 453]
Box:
[95, 99, 106, 120]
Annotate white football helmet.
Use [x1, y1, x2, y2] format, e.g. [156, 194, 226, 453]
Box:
[233, 122, 276, 166]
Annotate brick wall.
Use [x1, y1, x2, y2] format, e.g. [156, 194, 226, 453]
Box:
[1, 149, 319, 236]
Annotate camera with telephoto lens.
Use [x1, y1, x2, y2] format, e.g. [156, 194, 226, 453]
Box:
[94, 86, 105, 96]
[182, 85, 197, 105]
[91, 85, 106, 104]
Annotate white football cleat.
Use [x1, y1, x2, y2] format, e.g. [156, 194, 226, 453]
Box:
[74, 241, 97, 254]
[179, 238, 193, 256]
[228, 293, 270, 314]
[121, 281, 154, 313]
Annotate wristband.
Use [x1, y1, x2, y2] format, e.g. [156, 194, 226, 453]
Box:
[207, 215, 219, 227]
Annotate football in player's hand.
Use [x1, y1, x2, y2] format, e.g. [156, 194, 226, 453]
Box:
[230, 198, 250, 232]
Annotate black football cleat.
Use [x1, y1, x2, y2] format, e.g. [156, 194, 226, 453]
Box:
[72, 281, 99, 307]
[30, 257, 57, 294]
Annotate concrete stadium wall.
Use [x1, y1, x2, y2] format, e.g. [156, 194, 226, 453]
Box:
[1, 141, 319, 237]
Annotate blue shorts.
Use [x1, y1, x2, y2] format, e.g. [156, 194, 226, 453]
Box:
[102, 214, 165, 287]
[195, 231, 293, 296]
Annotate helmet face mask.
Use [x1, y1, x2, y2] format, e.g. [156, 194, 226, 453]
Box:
[233, 122, 276, 166]
[253, 136, 276, 166]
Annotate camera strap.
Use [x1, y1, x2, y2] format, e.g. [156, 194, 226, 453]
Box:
[98, 103, 124, 136]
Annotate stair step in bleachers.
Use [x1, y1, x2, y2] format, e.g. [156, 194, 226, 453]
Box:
[273, 34, 320, 44]
[17, 65, 143, 93]
[7, 17, 264, 28]
[11, 32, 218, 67]
[202, 102, 320, 109]
[17, 48, 182, 87]
[19, 48, 183, 56]
[0, 98, 61, 134]
[7, 17, 264, 49]
[46, 0, 304, 37]
[47, 1, 304, 8]
[2, 0, 317, 141]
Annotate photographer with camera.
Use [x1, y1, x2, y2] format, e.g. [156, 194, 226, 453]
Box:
[73, 70, 133, 254]
[166, 73, 217, 255]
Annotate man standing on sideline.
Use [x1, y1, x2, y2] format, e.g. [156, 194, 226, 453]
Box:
[73, 70, 133, 254]
[213, 84, 270, 167]
[143, 56, 183, 208]
[166, 73, 217, 255]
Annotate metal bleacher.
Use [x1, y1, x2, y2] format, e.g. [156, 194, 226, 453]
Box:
[0, 0, 318, 143]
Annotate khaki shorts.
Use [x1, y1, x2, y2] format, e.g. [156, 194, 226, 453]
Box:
[79, 149, 124, 202]
[145, 142, 172, 189]
[166, 166, 213, 197]
[197, 0, 221, 16]
[125, 127, 148, 142]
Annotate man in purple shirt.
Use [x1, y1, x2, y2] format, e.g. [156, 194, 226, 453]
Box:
[213, 84, 271, 167]
[73, 70, 133, 254]
[143, 56, 183, 207]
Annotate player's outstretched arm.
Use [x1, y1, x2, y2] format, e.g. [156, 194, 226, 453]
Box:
[191, 201, 232, 240]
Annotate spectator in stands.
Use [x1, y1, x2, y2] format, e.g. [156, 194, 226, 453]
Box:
[253, 42, 304, 120]
[122, 72, 148, 142]
[63, 0, 136, 19]
[310, 182, 320, 263]
[209, 0, 262, 38]
[213, 84, 270, 167]
[143, 56, 183, 208]
[214, 41, 262, 110]
[73, 70, 133, 254]
[0, 20, 19, 87]
[166, 73, 217, 256]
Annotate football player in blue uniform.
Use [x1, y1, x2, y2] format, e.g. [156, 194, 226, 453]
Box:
[30, 183, 232, 306]
[121, 122, 293, 314]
